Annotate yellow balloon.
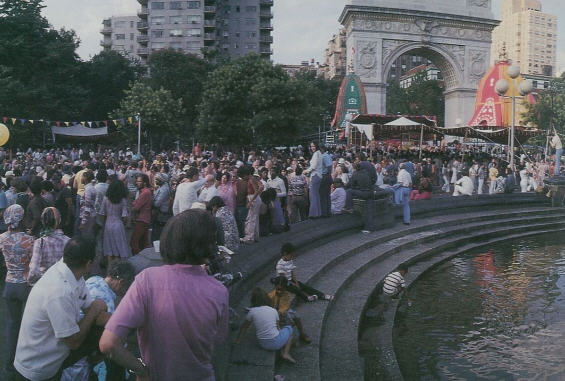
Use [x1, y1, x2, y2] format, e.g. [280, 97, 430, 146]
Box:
[0, 124, 9, 146]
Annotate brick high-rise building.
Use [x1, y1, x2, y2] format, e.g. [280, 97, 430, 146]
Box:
[491, 0, 557, 76]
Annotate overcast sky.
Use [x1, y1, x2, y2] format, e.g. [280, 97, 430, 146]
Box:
[43, 0, 565, 72]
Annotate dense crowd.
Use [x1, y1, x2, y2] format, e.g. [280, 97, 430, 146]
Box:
[0, 139, 561, 381]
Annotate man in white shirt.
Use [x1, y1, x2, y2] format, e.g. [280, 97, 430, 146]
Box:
[14, 237, 108, 381]
[396, 163, 412, 225]
[453, 170, 474, 196]
[172, 167, 206, 215]
[550, 129, 562, 175]
[198, 174, 219, 203]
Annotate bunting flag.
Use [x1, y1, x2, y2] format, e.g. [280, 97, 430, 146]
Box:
[0, 115, 137, 128]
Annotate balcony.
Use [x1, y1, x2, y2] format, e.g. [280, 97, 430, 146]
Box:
[137, 35, 149, 44]
[101, 26, 112, 35]
[137, 0, 147, 5]
[260, 23, 273, 31]
[204, 19, 216, 28]
[137, 21, 148, 31]
[137, 7, 148, 19]
[259, 36, 273, 43]
[138, 47, 149, 56]
[260, 0, 273, 5]
[204, 6, 216, 13]
[260, 11, 273, 18]
[260, 48, 273, 55]
[100, 40, 112, 48]
[204, 33, 216, 41]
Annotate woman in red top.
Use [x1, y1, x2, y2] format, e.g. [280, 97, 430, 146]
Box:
[131, 174, 153, 255]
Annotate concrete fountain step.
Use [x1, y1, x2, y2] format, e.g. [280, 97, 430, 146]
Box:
[278, 214, 565, 381]
[222, 206, 565, 381]
[316, 223, 565, 381]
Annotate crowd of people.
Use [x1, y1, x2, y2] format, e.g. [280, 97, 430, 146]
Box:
[0, 139, 561, 380]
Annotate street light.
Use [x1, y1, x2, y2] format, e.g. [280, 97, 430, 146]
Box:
[495, 65, 533, 170]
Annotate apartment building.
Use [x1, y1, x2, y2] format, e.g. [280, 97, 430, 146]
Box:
[491, 0, 557, 76]
[100, 16, 141, 60]
[321, 29, 347, 80]
[132, 0, 273, 62]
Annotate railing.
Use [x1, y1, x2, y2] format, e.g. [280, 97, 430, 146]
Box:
[259, 11, 273, 18]
[137, 7, 148, 18]
[100, 27, 112, 35]
[204, 6, 216, 13]
[259, 36, 273, 43]
[137, 47, 149, 55]
[136, 21, 149, 30]
[260, 0, 274, 5]
[136, 35, 149, 43]
[204, 19, 216, 26]
[204, 33, 215, 40]
[260, 23, 273, 30]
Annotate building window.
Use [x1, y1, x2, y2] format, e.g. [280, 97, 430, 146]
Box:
[170, 42, 183, 50]
[169, 15, 184, 24]
[170, 1, 183, 10]
[115, 34, 125, 40]
[151, 16, 165, 25]
[188, 15, 201, 24]
[246, 6, 257, 12]
[170, 29, 183, 37]
[188, 1, 201, 9]
[115, 21, 127, 28]
[246, 31, 256, 38]
[151, 2, 165, 10]
[188, 28, 201, 37]
[246, 43, 256, 49]
[151, 42, 166, 51]
[236, 6, 240, 12]
[130, 33, 134, 40]
[187, 41, 201, 49]
[245, 18, 256, 25]
[130, 21, 134, 28]
[152, 30, 164, 38]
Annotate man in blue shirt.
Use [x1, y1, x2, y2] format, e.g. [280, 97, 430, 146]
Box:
[320, 147, 333, 218]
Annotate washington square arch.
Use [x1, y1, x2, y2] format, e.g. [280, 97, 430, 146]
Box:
[339, 0, 500, 127]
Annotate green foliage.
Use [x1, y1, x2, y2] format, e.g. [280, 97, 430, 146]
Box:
[523, 75, 565, 135]
[196, 55, 340, 146]
[147, 49, 211, 135]
[82, 50, 145, 120]
[386, 71, 445, 125]
[112, 81, 185, 148]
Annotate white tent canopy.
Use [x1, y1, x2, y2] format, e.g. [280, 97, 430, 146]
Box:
[384, 116, 422, 126]
[51, 124, 108, 142]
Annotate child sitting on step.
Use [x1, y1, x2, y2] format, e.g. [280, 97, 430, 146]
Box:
[275, 242, 333, 302]
[269, 276, 311, 343]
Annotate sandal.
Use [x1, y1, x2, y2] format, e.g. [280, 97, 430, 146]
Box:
[307, 295, 318, 302]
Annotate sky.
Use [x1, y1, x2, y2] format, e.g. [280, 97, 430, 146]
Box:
[43, 0, 565, 72]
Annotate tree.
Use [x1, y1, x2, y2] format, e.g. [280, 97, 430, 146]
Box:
[386, 71, 445, 125]
[196, 54, 295, 146]
[0, 0, 86, 121]
[112, 81, 185, 149]
[82, 51, 145, 120]
[147, 49, 211, 138]
[523, 75, 565, 137]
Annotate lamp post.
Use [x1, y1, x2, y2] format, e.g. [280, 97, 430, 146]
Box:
[495, 65, 533, 170]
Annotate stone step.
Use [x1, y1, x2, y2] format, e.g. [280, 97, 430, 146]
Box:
[317, 223, 565, 381]
[221, 207, 564, 381]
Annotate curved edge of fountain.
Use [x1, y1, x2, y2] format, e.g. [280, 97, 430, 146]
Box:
[369, 228, 565, 381]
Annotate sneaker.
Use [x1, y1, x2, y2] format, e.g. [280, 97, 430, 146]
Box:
[307, 295, 318, 302]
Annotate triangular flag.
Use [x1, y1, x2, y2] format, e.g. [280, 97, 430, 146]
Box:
[113, 119, 118, 126]
[11, 118, 16, 125]
[103, 120, 108, 127]
[128, 117, 133, 124]
[65, 122, 70, 127]
[56, 121, 61, 127]
[88, 122, 92, 128]
[2, 117, 7, 123]
[29, 120, 34, 124]
[81, 121, 86, 126]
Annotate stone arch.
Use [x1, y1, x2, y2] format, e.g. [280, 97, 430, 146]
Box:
[382, 42, 463, 92]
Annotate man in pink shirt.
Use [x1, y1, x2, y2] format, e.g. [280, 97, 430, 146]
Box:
[99, 209, 229, 380]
